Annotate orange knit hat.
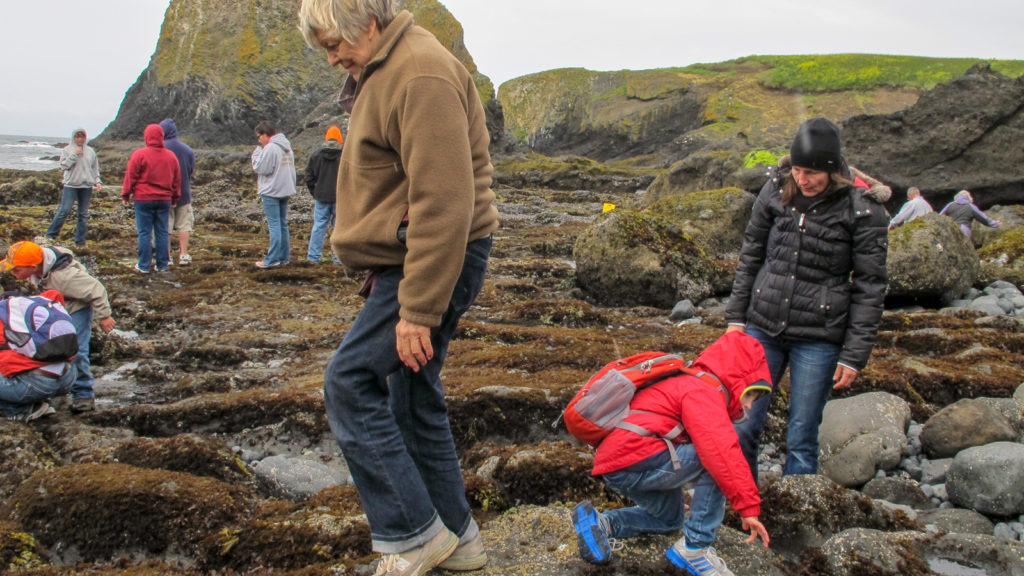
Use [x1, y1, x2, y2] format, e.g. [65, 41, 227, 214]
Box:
[325, 126, 343, 144]
[0, 241, 44, 272]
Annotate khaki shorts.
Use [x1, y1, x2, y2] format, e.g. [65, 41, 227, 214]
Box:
[169, 203, 194, 233]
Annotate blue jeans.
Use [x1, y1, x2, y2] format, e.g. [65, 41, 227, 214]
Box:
[323, 236, 491, 554]
[307, 201, 339, 263]
[134, 201, 171, 272]
[70, 307, 94, 399]
[603, 445, 726, 549]
[261, 196, 290, 265]
[46, 186, 92, 244]
[0, 363, 77, 417]
[734, 325, 842, 476]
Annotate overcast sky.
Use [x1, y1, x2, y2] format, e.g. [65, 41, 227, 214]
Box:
[2, 0, 1023, 138]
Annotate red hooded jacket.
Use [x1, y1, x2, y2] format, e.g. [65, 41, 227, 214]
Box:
[592, 331, 772, 518]
[122, 124, 181, 204]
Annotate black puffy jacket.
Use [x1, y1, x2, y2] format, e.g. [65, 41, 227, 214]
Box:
[725, 165, 889, 371]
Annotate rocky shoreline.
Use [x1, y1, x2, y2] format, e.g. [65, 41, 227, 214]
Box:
[1, 153, 1023, 575]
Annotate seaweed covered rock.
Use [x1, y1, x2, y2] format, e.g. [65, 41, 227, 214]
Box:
[0, 173, 61, 206]
[759, 474, 918, 561]
[946, 442, 1024, 517]
[818, 392, 911, 487]
[817, 528, 1024, 576]
[0, 519, 49, 571]
[886, 213, 979, 304]
[3, 463, 254, 564]
[113, 433, 250, 483]
[0, 421, 59, 501]
[573, 190, 745, 307]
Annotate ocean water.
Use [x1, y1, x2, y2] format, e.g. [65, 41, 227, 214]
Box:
[0, 134, 65, 171]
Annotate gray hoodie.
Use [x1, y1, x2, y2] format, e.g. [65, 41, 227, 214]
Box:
[251, 133, 297, 198]
[58, 128, 101, 188]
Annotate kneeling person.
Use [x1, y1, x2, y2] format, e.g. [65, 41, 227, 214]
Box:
[572, 331, 772, 576]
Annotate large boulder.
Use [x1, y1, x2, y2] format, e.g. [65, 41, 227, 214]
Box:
[818, 392, 911, 487]
[573, 188, 749, 307]
[845, 62, 1024, 209]
[946, 441, 1024, 517]
[920, 398, 1018, 458]
[886, 213, 979, 304]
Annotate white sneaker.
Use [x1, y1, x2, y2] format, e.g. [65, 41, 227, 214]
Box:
[437, 531, 487, 571]
[374, 528, 457, 576]
[666, 537, 735, 576]
[179, 254, 192, 265]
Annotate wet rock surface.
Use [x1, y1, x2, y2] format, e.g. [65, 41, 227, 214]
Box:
[2, 156, 1024, 574]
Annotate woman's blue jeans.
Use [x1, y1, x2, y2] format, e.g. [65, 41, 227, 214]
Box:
[261, 196, 290, 265]
[323, 236, 491, 554]
[734, 325, 842, 476]
[134, 201, 170, 272]
[46, 186, 92, 245]
[307, 200, 339, 263]
[602, 444, 726, 549]
[0, 364, 77, 417]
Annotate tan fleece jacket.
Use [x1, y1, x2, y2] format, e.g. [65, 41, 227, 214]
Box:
[331, 10, 499, 327]
[40, 247, 112, 320]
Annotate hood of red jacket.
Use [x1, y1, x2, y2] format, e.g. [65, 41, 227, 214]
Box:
[144, 124, 166, 148]
[690, 331, 773, 420]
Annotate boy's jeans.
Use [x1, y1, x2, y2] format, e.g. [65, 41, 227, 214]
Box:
[134, 201, 171, 271]
[323, 236, 491, 554]
[261, 196, 290, 265]
[70, 307, 95, 399]
[602, 443, 726, 549]
[307, 200, 339, 263]
[46, 186, 92, 245]
[0, 364, 77, 417]
[734, 324, 842, 477]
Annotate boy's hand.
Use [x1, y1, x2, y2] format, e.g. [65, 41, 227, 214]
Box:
[99, 317, 116, 333]
[741, 516, 770, 546]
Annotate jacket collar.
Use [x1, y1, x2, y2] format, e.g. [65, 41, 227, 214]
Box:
[336, 10, 415, 113]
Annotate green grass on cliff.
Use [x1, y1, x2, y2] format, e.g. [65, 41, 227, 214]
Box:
[746, 54, 1024, 92]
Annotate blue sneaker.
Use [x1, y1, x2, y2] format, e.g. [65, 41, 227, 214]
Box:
[571, 500, 611, 564]
[666, 538, 735, 576]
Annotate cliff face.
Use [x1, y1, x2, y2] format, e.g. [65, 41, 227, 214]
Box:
[101, 0, 501, 148]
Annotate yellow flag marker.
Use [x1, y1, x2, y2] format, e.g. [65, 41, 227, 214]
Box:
[602, 202, 616, 213]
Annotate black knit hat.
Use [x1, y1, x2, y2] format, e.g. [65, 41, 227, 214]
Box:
[790, 117, 841, 171]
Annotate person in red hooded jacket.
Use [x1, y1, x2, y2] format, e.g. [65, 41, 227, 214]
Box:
[572, 331, 772, 576]
[121, 124, 181, 273]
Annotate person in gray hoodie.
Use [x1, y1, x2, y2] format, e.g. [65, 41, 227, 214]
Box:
[251, 121, 297, 268]
[46, 128, 102, 246]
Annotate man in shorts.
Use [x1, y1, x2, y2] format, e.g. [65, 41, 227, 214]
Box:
[159, 118, 196, 265]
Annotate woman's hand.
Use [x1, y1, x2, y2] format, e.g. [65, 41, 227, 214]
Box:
[832, 364, 858, 389]
[396, 319, 433, 372]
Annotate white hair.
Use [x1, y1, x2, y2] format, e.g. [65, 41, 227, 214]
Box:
[298, 0, 396, 47]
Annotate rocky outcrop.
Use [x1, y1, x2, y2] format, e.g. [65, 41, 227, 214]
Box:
[845, 63, 1024, 210]
[946, 442, 1024, 517]
[920, 398, 1020, 458]
[818, 392, 911, 487]
[572, 188, 750, 307]
[100, 0, 502, 150]
[886, 213, 979, 304]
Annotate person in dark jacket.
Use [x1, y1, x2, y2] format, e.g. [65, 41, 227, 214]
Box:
[725, 117, 888, 478]
[122, 124, 181, 273]
[159, 118, 196, 265]
[305, 126, 343, 264]
[572, 332, 772, 576]
[939, 190, 1000, 239]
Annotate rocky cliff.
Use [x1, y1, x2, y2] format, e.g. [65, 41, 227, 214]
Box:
[101, 0, 501, 149]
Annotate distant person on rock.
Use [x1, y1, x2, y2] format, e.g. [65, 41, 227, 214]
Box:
[122, 124, 181, 274]
[299, 0, 500, 574]
[889, 186, 933, 229]
[160, 118, 196, 266]
[726, 117, 888, 478]
[0, 289, 78, 421]
[571, 331, 772, 576]
[1, 240, 116, 414]
[251, 120, 297, 269]
[940, 190, 1000, 239]
[46, 128, 102, 247]
[304, 125, 343, 264]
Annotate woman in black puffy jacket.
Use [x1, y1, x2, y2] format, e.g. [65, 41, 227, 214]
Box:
[725, 117, 889, 477]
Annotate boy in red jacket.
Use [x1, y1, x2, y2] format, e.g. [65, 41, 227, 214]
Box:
[572, 331, 772, 576]
[122, 124, 181, 273]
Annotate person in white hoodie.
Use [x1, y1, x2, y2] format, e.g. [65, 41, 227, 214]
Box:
[46, 128, 102, 246]
[251, 120, 297, 268]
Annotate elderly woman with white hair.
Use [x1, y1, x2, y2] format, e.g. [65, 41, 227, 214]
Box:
[297, 1, 499, 575]
[939, 189, 1000, 239]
